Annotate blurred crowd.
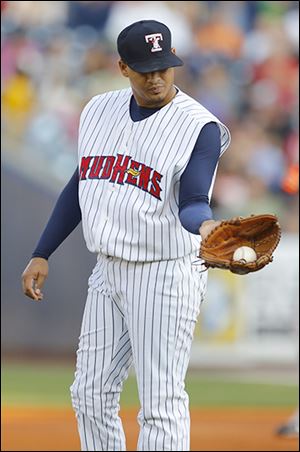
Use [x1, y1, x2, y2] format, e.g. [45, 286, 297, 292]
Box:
[1, 1, 299, 232]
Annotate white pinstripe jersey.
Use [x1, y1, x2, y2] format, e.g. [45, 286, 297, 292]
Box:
[78, 87, 230, 261]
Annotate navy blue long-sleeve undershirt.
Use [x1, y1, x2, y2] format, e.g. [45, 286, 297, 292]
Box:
[32, 98, 221, 260]
[32, 169, 82, 260]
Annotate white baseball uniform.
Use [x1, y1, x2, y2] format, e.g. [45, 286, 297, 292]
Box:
[70, 87, 230, 451]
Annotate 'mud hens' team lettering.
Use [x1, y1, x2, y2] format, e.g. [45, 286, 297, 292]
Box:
[79, 154, 163, 200]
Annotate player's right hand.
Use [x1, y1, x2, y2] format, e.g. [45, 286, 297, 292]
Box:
[21, 257, 49, 301]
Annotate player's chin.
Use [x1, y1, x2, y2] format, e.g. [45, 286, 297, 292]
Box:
[147, 91, 166, 105]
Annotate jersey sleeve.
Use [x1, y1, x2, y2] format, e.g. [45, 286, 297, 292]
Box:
[32, 168, 82, 259]
[178, 122, 221, 234]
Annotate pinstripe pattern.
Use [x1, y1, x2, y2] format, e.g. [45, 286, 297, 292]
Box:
[70, 253, 207, 451]
[78, 88, 230, 262]
[71, 85, 228, 450]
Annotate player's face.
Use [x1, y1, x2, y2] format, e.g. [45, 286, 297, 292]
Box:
[119, 61, 176, 108]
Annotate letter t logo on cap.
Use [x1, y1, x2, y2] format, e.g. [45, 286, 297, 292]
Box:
[145, 33, 163, 52]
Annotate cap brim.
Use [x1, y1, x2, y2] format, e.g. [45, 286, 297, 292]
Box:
[127, 53, 183, 73]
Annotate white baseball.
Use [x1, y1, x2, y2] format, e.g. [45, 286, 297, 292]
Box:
[233, 246, 257, 263]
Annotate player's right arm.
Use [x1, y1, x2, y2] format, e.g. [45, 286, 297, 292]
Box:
[21, 168, 81, 301]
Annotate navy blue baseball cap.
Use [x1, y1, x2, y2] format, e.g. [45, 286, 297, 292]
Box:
[117, 20, 183, 73]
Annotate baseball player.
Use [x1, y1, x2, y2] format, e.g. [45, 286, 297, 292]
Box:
[22, 20, 230, 451]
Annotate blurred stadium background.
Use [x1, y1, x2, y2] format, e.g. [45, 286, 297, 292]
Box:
[1, 1, 299, 451]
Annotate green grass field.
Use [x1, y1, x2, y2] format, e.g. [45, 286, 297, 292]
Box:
[2, 362, 298, 408]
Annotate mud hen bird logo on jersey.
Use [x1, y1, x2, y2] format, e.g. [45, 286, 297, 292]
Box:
[79, 154, 163, 200]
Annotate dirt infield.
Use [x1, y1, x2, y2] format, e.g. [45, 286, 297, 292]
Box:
[1, 406, 299, 451]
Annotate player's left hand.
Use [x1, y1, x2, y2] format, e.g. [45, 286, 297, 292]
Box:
[199, 219, 221, 240]
[199, 214, 281, 275]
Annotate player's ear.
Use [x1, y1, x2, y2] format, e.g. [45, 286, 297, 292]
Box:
[119, 60, 129, 78]
[171, 47, 177, 55]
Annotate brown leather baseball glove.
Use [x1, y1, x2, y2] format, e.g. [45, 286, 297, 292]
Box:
[199, 214, 281, 275]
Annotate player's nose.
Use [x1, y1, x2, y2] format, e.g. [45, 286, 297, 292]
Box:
[146, 71, 162, 81]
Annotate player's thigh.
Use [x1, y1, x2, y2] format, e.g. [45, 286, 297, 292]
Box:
[71, 288, 132, 399]
[128, 256, 205, 383]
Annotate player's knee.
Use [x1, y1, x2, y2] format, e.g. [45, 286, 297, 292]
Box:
[70, 378, 119, 418]
[70, 377, 95, 414]
[70, 380, 84, 413]
[141, 391, 189, 422]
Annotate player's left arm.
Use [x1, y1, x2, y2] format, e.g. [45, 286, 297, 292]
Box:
[178, 122, 222, 238]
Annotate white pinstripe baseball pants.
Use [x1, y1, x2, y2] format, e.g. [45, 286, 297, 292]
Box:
[70, 253, 207, 451]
